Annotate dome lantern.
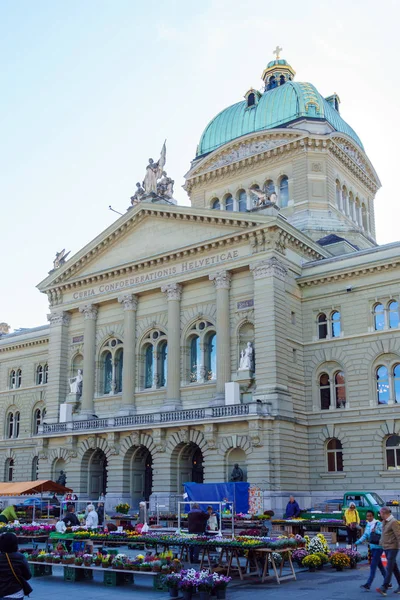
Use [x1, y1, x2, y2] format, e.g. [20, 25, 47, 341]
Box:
[261, 46, 296, 92]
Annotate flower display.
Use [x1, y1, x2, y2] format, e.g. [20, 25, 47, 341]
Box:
[115, 503, 130, 514]
[302, 554, 322, 569]
[292, 548, 309, 565]
[330, 552, 351, 569]
[305, 533, 329, 555]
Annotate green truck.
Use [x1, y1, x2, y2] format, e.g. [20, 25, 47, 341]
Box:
[301, 491, 386, 521]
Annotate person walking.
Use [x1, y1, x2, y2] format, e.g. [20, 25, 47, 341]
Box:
[355, 510, 386, 590]
[187, 503, 208, 563]
[0, 505, 17, 524]
[0, 532, 32, 599]
[376, 506, 400, 596]
[285, 496, 301, 519]
[343, 501, 360, 547]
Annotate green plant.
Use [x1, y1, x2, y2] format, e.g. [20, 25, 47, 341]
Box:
[115, 502, 130, 514]
[314, 552, 328, 565]
[302, 554, 322, 569]
[330, 552, 350, 569]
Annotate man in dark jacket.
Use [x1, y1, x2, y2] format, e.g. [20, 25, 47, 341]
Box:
[62, 504, 80, 527]
[188, 503, 207, 562]
[285, 496, 301, 519]
[0, 532, 32, 599]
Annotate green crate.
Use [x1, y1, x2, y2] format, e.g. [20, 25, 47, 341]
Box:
[30, 564, 52, 577]
[83, 568, 94, 580]
[63, 566, 85, 582]
[123, 572, 134, 584]
[103, 570, 125, 587]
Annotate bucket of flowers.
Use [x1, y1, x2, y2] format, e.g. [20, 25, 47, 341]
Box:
[302, 554, 322, 572]
[115, 503, 130, 515]
[211, 573, 232, 599]
[82, 554, 92, 567]
[166, 572, 181, 598]
[197, 572, 214, 600]
[178, 569, 198, 600]
[330, 552, 350, 571]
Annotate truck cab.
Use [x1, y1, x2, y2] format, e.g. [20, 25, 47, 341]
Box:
[343, 492, 385, 520]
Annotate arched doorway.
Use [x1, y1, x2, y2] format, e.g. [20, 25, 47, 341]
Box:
[226, 448, 247, 482]
[81, 449, 108, 499]
[122, 446, 153, 508]
[171, 443, 204, 493]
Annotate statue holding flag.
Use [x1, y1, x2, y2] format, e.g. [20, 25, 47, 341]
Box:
[143, 141, 166, 194]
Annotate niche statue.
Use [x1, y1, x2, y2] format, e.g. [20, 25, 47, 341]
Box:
[56, 470, 66, 486]
[230, 463, 244, 482]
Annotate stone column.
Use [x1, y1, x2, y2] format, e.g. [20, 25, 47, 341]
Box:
[79, 304, 98, 419]
[118, 294, 138, 415]
[161, 283, 182, 411]
[251, 256, 293, 417]
[46, 311, 71, 423]
[209, 271, 231, 406]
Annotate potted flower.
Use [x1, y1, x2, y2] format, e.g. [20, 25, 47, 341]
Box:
[82, 554, 92, 567]
[330, 552, 350, 571]
[61, 554, 75, 565]
[198, 573, 214, 600]
[178, 569, 198, 600]
[166, 572, 181, 598]
[112, 558, 124, 570]
[140, 561, 152, 572]
[314, 552, 328, 569]
[74, 556, 84, 566]
[93, 553, 102, 567]
[101, 556, 111, 568]
[115, 503, 130, 515]
[151, 560, 162, 573]
[292, 548, 309, 566]
[52, 555, 61, 564]
[302, 554, 322, 572]
[211, 573, 232, 600]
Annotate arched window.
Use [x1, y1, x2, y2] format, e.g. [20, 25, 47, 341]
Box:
[247, 92, 255, 107]
[386, 435, 400, 470]
[32, 456, 39, 481]
[318, 313, 328, 339]
[327, 439, 343, 472]
[103, 351, 113, 394]
[377, 365, 389, 404]
[342, 187, 348, 214]
[268, 75, 277, 90]
[264, 179, 275, 197]
[15, 412, 20, 438]
[362, 203, 368, 230]
[7, 413, 14, 439]
[16, 369, 22, 388]
[115, 348, 123, 394]
[249, 184, 261, 207]
[335, 180, 341, 208]
[389, 301, 399, 329]
[237, 190, 247, 212]
[43, 364, 48, 384]
[159, 341, 168, 387]
[224, 195, 234, 211]
[394, 364, 400, 404]
[334, 371, 346, 408]
[99, 338, 124, 395]
[279, 74, 286, 86]
[279, 176, 289, 207]
[36, 365, 43, 385]
[5, 458, 14, 482]
[205, 333, 217, 381]
[355, 197, 361, 225]
[320, 373, 331, 410]
[9, 370, 16, 389]
[331, 311, 341, 338]
[211, 198, 220, 210]
[190, 336, 201, 383]
[374, 304, 385, 331]
[145, 345, 154, 389]
[33, 408, 44, 435]
[349, 192, 355, 220]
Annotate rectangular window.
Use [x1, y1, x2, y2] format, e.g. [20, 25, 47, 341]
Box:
[327, 453, 336, 472]
[292, 349, 297, 363]
[387, 449, 395, 469]
[291, 311, 296, 325]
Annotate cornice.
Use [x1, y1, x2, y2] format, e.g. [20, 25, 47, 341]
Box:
[298, 258, 400, 288]
[0, 337, 49, 354]
[329, 137, 380, 193]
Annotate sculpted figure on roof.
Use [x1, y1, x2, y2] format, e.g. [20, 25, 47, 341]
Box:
[143, 141, 166, 194]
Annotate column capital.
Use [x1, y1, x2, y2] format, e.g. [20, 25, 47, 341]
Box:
[47, 311, 71, 327]
[161, 283, 183, 301]
[79, 304, 98, 320]
[209, 270, 231, 289]
[251, 257, 287, 281]
[118, 293, 138, 311]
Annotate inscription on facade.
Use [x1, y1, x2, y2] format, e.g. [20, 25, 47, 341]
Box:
[72, 335, 84, 344]
[70, 248, 247, 301]
[237, 299, 254, 310]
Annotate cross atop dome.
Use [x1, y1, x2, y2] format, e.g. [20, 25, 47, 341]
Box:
[273, 45, 283, 60]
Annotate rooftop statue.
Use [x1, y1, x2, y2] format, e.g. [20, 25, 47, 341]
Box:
[157, 171, 174, 199]
[248, 188, 278, 209]
[53, 249, 70, 270]
[143, 141, 166, 194]
[130, 182, 145, 205]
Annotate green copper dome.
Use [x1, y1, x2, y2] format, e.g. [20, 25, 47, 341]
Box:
[197, 81, 363, 157]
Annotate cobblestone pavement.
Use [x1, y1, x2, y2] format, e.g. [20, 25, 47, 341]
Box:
[26, 562, 391, 600]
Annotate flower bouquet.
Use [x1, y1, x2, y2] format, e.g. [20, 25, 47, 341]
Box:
[330, 552, 350, 571]
[302, 554, 322, 571]
[115, 503, 130, 515]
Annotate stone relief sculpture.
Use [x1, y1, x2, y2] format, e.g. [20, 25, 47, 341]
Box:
[69, 369, 83, 396]
[239, 342, 254, 371]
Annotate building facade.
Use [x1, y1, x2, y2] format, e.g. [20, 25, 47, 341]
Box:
[1, 55, 400, 512]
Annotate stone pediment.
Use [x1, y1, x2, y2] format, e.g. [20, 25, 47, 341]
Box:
[38, 204, 267, 292]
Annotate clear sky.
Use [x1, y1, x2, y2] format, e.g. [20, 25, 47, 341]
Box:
[1, 0, 399, 330]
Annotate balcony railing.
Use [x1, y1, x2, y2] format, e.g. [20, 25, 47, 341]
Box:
[40, 403, 261, 435]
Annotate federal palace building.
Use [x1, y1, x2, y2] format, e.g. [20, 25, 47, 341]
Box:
[1, 53, 400, 512]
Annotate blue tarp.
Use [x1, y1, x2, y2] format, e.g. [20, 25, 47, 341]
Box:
[183, 482, 250, 514]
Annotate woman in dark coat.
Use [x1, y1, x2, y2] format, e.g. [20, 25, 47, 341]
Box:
[0, 532, 32, 599]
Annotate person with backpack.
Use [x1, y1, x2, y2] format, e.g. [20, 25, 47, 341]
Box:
[355, 510, 387, 590]
[0, 532, 32, 599]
